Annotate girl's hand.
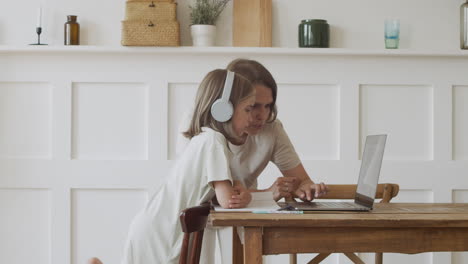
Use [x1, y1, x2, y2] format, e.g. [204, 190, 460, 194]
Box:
[229, 184, 252, 208]
[269, 177, 300, 201]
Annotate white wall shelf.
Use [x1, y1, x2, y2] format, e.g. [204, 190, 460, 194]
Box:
[2, 45, 468, 57]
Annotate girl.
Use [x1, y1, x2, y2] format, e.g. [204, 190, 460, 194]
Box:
[90, 69, 255, 264]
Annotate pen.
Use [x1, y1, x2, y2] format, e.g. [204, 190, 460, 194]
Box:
[252, 210, 304, 214]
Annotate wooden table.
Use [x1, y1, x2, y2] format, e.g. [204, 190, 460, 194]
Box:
[208, 203, 468, 264]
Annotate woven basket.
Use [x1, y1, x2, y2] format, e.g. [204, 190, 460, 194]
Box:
[125, 2, 177, 21]
[121, 20, 180, 46]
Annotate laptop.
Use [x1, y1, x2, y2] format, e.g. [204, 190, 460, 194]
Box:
[279, 134, 387, 211]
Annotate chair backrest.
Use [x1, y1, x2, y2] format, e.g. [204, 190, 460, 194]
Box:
[179, 203, 211, 264]
[319, 183, 399, 203]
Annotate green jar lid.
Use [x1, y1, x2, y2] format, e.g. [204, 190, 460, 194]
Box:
[301, 19, 327, 23]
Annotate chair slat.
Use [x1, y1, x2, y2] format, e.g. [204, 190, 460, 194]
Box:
[317, 183, 398, 200]
[179, 203, 210, 264]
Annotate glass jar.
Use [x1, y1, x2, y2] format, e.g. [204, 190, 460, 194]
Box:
[298, 19, 329, 48]
[64, 15, 80, 45]
[461, 0, 468, 49]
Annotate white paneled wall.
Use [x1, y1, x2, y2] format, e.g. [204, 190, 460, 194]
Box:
[360, 84, 434, 160]
[1, 49, 468, 264]
[277, 84, 340, 160]
[71, 189, 147, 264]
[0, 82, 52, 159]
[167, 82, 198, 159]
[454, 86, 468, 160]
[0, 189, 51, 264]
[392, 190, 434, 203]
[71, 82, 149, 160]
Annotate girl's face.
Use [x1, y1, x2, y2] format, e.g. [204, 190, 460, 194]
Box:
[231, 93, 256, 137]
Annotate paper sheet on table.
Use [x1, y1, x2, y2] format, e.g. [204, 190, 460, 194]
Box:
[213, 191, 280, 212]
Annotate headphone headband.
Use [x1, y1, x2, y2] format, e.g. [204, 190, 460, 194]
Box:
[220, 71, 234, 102]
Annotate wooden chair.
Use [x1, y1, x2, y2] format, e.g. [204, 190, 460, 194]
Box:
[288, 183, 399, 264]
[179, 203, 211, 264]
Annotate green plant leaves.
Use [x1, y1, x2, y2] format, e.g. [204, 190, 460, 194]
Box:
[189, 0, 230, 25]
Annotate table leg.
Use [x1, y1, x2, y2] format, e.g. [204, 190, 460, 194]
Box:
[244, 227, 263, 264]
[375, 253, 383, 264]
[233, 227, 244, 264]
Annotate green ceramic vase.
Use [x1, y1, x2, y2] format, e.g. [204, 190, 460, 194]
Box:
[298, 19, 329, 48]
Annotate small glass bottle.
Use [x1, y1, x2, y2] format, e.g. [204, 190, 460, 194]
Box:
[64, 15, 80, 45]
[462, 0, 468, 49]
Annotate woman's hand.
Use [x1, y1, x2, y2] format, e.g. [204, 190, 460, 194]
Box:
[269, 177, 300, 201]
[294, 180, 328, 201]
[229, 182, 252, 208]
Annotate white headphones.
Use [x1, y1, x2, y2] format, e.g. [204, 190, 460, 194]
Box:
[211, 70, 235, 122]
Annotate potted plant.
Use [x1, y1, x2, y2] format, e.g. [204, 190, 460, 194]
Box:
[189, 0, 230, 46]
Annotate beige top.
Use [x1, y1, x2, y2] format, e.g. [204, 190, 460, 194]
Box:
[177, 118, 301, 189]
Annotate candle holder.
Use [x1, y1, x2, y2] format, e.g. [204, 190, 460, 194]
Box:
[30, 27, 47, 45]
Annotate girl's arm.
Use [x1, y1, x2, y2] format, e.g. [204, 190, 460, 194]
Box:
[230, 181, 252, 208]
[212, 180, 252, 209]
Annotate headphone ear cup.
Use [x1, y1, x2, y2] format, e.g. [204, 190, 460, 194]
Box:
[211, 99, 234, 122]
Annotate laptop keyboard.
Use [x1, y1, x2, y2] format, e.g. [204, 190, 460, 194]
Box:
[292, 201, 368, 209]
[315, 202, 363, 208]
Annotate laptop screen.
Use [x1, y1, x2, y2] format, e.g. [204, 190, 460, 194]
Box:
[356, 135, 387, 200]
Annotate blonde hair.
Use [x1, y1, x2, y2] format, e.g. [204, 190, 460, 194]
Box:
[183, 69, 254, 140]
[226, 59, 278, 122]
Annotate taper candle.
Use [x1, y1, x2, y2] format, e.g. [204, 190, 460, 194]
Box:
[37, 7, 42, 28]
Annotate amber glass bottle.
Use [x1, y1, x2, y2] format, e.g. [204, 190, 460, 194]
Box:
[64, 15, 80, 45]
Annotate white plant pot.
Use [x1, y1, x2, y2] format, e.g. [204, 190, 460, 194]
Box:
[191, 25, 216, 47]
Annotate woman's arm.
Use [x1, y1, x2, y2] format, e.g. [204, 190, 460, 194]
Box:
[243, 164, 327, 202]
[265, 176, 300, 201]
[212, 180, 252, 209]
[268, 120, 327, 201]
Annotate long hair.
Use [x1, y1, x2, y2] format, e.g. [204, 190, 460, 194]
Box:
[183, 69, 254, 140]
[226, 59, 278, 122]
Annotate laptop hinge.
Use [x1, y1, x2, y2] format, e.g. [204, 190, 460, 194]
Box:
[354, 193, 374, 209]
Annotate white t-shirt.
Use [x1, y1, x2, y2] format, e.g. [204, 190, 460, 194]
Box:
[177, 117, 301, 190]
[121, 128, 233, 264]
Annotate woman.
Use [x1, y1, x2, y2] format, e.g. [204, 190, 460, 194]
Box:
[225, 58, 328, 200]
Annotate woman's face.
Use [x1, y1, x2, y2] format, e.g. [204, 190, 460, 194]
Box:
[246, 84, 273, 135]
[231, 94, 256, 137]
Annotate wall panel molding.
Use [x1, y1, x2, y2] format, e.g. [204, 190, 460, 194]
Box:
[360, 84, 433, 161]
[0, 188, 51, 264]
[0, 82, 52, 159]
[453, 86, 468, 160]
[71, 82, 149, 160]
